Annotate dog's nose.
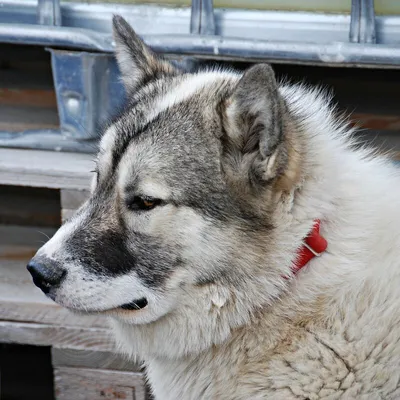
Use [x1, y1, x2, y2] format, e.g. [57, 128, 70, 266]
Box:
[27, 258, 66, 294]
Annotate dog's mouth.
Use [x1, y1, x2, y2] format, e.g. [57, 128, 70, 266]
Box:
[57, 297, 149, 314]
[119, 297, 148, 311]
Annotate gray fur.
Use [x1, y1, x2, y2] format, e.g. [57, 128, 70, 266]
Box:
[221, 63, 289, 187]
[113, 15, 178, 93]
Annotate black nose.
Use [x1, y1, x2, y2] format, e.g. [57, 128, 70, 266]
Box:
[27, 258, 67, 294]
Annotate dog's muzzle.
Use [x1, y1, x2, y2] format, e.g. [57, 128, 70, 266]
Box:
[27, 256, 149, 312]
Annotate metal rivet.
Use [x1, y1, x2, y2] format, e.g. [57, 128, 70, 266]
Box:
[65, 97, 80, 117]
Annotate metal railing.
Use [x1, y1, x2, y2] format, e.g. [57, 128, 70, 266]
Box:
[0, 0, 399, 152]
[1, 0, 399, 65]
[37, 0, 61, 26]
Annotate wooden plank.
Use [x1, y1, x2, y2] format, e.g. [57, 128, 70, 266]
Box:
[0, 321, 115, 351]
[0, 104, 59, 132]
[52, 348, 140, 372]
[60, 189, 90, 210]
[61, 189, 90, 223]
[351, 113, 400, 131]
[354, 129, 400, 154]
[0, 121, 59, 131]
[0, 224, 56, 247]
[61, 208, 76, 224]
[54, 367, 147, 400]
[0, 88, 56, 108]
[0, 148, 93, 190]
[0, 185, 60, 227]
[61, 209, 76, 223]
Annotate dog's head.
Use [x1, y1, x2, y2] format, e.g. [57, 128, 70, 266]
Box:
[28, 16, 304, 351]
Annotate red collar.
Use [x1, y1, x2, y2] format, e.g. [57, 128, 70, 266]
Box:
[291, 219, 328, 275]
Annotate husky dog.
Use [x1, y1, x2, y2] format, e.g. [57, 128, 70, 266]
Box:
[27, 15, 400, 399]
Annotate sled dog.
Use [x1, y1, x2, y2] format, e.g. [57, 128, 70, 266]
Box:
[28, 15, 400, 399]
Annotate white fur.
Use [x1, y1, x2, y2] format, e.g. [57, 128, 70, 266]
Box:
[40, 209, 85, 261]
[118, 146, 172, 200]
[143, 71, 237, 126]
[98, 125, 117, 174]
[110, 82, 400, 399]
[114, 44, 143, 92]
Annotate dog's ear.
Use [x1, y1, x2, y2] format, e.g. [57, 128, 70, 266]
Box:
[222, 64, 292, 187]
[112, 15, 177, 93]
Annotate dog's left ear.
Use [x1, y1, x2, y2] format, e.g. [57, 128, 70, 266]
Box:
[222, 64, 293, 187]
[112, 15, 178, 94]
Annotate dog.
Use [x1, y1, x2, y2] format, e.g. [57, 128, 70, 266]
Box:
[27, 15, 400, 399]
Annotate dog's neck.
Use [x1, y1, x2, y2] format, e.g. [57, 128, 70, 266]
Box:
[110, 222, 329, 362]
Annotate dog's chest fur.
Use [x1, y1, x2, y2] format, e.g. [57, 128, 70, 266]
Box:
[144, 285, 400, 400]
[108, 86, 400, 398]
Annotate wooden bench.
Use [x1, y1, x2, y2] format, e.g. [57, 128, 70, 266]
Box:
[0, 148, 148, 400]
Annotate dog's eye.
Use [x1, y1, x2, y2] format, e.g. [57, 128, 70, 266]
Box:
[127, 196, 162, 211]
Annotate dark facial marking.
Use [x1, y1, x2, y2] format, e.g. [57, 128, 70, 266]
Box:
[65, 217, 180, 288]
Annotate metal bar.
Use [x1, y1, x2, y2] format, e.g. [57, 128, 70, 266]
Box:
[190, 0, 201, 34]
[0, 24, 113, 52]
[150, 35, 400, 68]
[190, 0, 215, 35]
[3, 2, 400, 46]
[37, 0, 61, 26]
[1, 23, 399, 68]
[349, 0, 361, 43]
[360, 0, 376, 44]
[350, 0, 376, 43]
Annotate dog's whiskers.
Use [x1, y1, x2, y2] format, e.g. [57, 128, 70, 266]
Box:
[37, 230, 51, 241]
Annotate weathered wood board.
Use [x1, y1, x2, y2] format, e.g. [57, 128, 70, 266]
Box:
[0, 185, 61, 227]
[54, 367, 147, 400]
[52, 348, 139, 372]
[60, 189, 90, 210]
[0, 321, 115, 351]
[0, 148, 93, 190]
